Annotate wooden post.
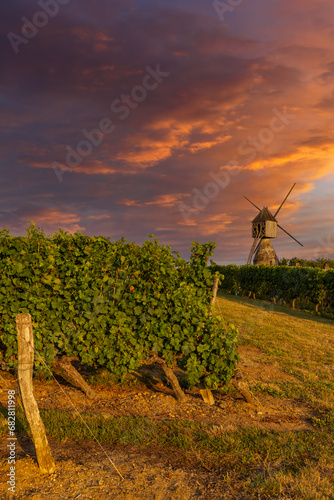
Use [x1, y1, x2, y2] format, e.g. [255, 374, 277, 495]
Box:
[16, 314, 55, 474]
[210, 276, 219, 310]
[199, 388, 215, 405]
[200, 278, 220, 405]
[199, 277, 220, 406]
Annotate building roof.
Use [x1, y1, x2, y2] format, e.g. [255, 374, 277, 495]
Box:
[252, 206, 277, 223]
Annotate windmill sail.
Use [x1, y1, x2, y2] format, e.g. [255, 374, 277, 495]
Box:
[277, 224, 303, 247]
[244, 196, 261, 211]
[274, 183, 296, 217]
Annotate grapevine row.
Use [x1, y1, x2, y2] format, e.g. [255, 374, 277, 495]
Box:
[0, 224, 238, 390]
[211, 263, 334, 315]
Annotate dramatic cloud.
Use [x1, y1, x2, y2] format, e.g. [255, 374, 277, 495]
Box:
[1, 0, 334, 262]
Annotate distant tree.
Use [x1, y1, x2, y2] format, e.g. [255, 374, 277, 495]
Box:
[278, 257, 334, 268]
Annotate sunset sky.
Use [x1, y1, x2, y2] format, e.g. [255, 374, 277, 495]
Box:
[2, 0, 334, 264]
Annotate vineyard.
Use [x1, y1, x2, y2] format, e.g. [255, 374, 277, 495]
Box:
[0, 224, 238, 391]
[211, 263, 334, 315]
[1, 226, 334, 498]
[2, 288, 334, 498]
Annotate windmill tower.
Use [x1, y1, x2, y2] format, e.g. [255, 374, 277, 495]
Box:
[245, 183, 303, 265]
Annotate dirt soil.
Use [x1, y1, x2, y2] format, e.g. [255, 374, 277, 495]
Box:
[0, 346, 316, 499]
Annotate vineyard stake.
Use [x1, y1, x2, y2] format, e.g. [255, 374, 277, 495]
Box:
[16, 313, 56, 474]
[200, 276, 220, 405]
[199, 388, 215, 405]
[210, 276, 219, 311]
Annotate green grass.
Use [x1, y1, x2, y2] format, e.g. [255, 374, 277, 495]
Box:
[2, 407, 334, 498]
[250, 382, 285, 398]
[216, 293, 334, 410]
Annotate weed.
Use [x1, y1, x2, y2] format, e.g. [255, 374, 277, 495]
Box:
[252, 383, 285, 397]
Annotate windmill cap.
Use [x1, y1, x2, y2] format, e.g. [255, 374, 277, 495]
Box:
[252, 207, 277, 223]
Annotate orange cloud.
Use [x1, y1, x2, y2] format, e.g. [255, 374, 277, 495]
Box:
[30, 159, 118, 176]
[23, 208, 85, 234]
[246, 144, 334, 183]
[178, 212, 233, 236]
[119, 194, 186, 208]
[115, 118, 233, 168]
[87, 213, 112, 220]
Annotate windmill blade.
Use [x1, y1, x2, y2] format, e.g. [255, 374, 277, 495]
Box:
[274, 183, 296, 218]
[244, 196, 261, 211]
[277, 224, 303, 247]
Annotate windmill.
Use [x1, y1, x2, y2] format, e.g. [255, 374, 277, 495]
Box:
[245, 183, 303, 265]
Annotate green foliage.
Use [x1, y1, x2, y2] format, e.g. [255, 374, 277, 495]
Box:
[0, 225, 238, 389]
[210, 263, 334, 314]
[278, 257, 334, 269]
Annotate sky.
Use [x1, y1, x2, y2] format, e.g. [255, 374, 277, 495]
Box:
[1, 0, 334, 264]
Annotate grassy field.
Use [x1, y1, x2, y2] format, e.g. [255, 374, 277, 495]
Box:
[1, 294, 334, 499]
[214, 294, 334, 498]
[216, 293, 334, 410]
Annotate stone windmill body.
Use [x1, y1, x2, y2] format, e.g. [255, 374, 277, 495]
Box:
[245, 183, 303, 265]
